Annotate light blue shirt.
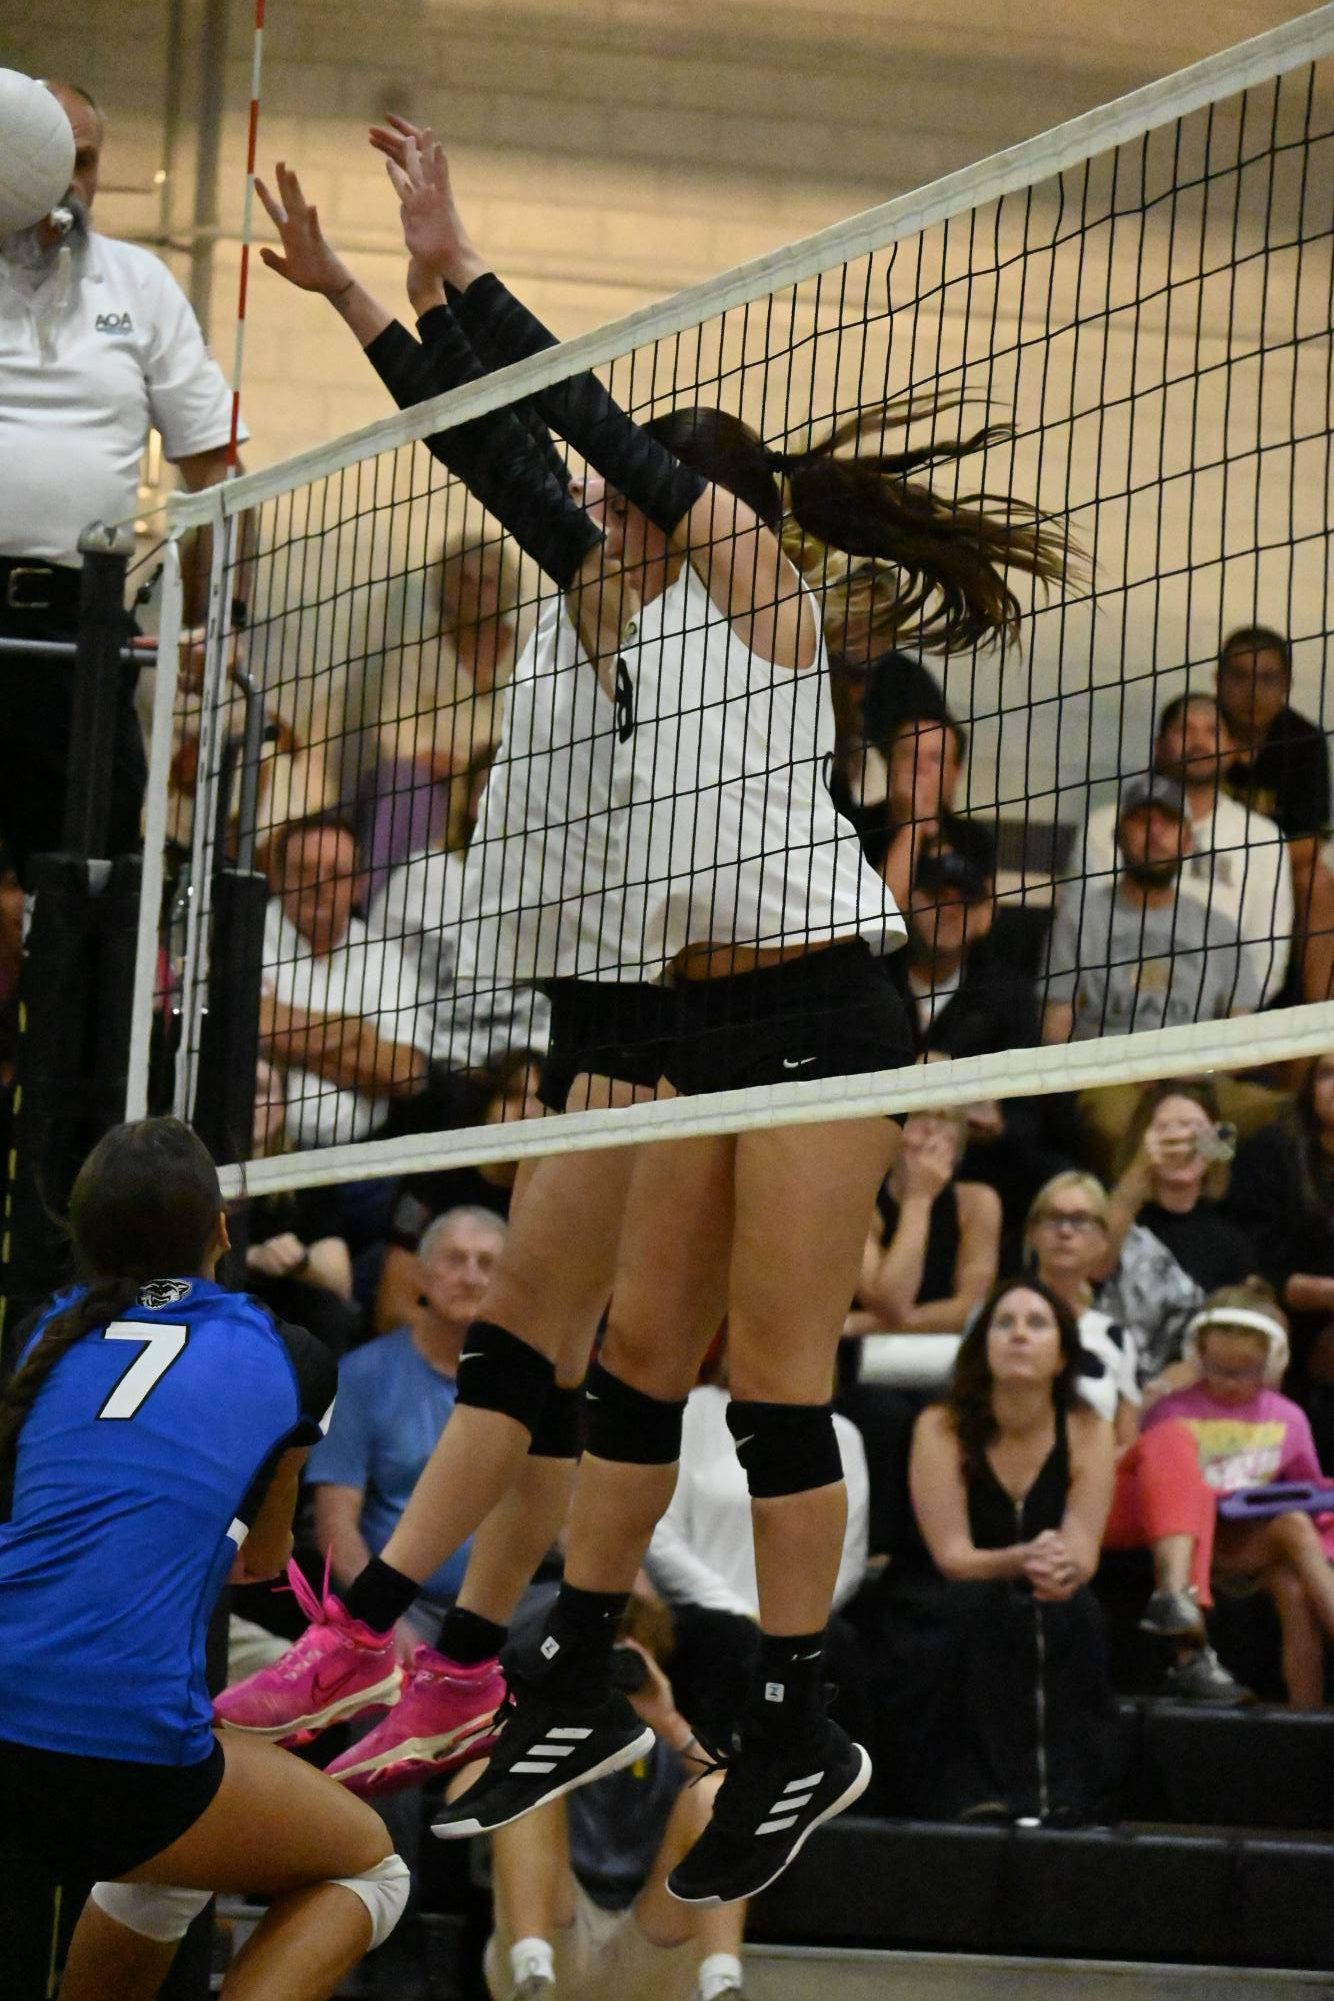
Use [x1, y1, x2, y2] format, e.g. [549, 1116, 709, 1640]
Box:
[307, 1328, 468, 1604]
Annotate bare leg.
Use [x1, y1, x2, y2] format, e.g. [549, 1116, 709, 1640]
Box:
[1152, 1533, 1196, 1595]
[1266, 1563, 1326, 1709]
[632, 1772, 745, 1951]
[729, 1118, 896, 1635]
[1220, 1512, 1334, 1643]
[490, 1797, 578, 1944]
[381, 1140, 638, 1587]
[560, 1135, 736, 1594]
[61, 1732, 392, 2001]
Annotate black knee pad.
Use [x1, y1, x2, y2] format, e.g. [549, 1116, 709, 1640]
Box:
[584, 1358, 685, 1466]
[725, 1398, 843, 1499]
[454, 1321, 555, 1437]
[527, 1381, 585, 1460]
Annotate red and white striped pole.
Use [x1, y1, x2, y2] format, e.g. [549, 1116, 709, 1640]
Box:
[227, 0, 266, 470]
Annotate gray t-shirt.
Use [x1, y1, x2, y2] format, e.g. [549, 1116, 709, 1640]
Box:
[1045, 881, 1259, 1038]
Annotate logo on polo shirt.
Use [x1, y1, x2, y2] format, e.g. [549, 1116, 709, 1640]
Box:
[95, 310, 134, 334]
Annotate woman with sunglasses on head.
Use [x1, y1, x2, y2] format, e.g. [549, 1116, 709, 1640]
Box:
[1026, 1172, 1246, 1705]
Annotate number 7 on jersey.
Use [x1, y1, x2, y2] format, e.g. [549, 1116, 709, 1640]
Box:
[97, 1322, 189, 1420]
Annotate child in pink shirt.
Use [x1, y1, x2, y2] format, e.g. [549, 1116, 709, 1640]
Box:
[1146, 1283, 1334, 1706]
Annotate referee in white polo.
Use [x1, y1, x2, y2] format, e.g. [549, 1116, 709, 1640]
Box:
[0, 80, 245, 880]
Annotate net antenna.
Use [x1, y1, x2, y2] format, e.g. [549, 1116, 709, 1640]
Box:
[152, 7, 1334, 1200]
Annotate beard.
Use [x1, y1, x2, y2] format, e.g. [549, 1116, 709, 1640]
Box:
[1121, 857, 1180, 890]
[0, 192, 91, 270]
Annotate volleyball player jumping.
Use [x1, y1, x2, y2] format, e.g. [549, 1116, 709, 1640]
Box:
[220, 135, 1068, 1897]
[0, 1119, 410, 2001]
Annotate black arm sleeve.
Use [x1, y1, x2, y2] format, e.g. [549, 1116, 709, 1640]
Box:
[439, 274, 708, 537]
[361, 318, 601, 591]
[414, 303, 571, 492]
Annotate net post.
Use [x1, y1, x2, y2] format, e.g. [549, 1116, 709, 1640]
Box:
[62, 523, 136, 861]
[125, 539, 185, 1122]
[172, 492, 230, 1127]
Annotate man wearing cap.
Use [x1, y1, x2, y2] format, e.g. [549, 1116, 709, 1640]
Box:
[1042, 775, 1262, 1045]
[0, 80, 244, 879]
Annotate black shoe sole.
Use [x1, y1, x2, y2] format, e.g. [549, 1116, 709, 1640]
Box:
[431, 1723, 655, 1838]
[666, 1742, 872, 1907]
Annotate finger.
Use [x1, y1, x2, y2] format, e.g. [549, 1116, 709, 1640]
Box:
[279, 161, 309, 217]
[428, 141, 447, 192]
[384, 157, 413, 202]
[258, 248, 289, 277]
[368, 127, 408, 165]
[386, 112, 423, 138]
[253, 176, 285, 226]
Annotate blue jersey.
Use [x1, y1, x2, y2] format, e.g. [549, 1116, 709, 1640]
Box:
[0, 1279, 336, 1766]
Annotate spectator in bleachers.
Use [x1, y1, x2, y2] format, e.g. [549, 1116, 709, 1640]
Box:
[899, 818, 1064, 1229]
[1146, 1283, 1334, 1708]
[847, 1111, 1001, 1338]
[1216, 624, 1334, 1004]
[308, 1206, 508, 1656]
[1026, 1172, 1247, 1704]
[880, 1278, 1118, 1823]
[476, 1622, 747, 2001]
[260, 811, 432, 1151]
[645, 1344, 871, 1757]
[1084, 693, 1294, 1008]
[240, 1057, 362, 1355]
[1225, 1052, 1334, 1385]
[374, 1050, 543, 1333]
[863, 702, 968, 913]
[1103, 1079, 1257, 1305]
[1042, 775, 1260, 1045]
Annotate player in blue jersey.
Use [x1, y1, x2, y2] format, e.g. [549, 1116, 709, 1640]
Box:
[0, 1117, 410, 2001]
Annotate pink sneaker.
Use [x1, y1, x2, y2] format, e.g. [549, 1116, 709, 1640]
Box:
[213, 1560, 402, 1743]
[324, 1646, 504, 1798]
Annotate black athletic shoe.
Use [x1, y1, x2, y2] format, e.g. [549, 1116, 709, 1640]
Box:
[666, 1716, 871, 1905]
[429, 1674, 653, 1838]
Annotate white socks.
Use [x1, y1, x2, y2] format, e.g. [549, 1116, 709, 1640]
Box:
[697, 1950, 744, 2000]
[510, 1936, 556, 1991]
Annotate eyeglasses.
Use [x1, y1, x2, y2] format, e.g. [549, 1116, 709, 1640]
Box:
[1036, 1212, 1105, 1233]
[1201, 1360, 1266, 1386]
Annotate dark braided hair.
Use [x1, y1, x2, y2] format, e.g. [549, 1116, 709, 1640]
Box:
[647, 395, 1075, 655]
[0, 1119, 223, 1504]
[944, 1276, 1085, 1482]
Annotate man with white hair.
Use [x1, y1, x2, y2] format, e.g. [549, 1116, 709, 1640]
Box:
[0, 80, 244, 877]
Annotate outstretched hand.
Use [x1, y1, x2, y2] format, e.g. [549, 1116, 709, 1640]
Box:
[372, 120, 485, 289]
[255, 162, 350, 297]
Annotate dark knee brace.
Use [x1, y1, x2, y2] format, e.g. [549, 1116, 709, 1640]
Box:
[584, 1358, 686, 1465]
[725, 1398, 843, 1499]
[527, 1381, 585, 1460]
[454, 1321, 555, 1438]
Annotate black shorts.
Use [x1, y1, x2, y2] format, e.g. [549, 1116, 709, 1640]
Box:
[536, 979, 676, 1111]
[0, 1734, 225, 1882]
[663, 939, 915, 1100]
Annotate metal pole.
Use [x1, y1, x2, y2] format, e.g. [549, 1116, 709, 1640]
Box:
[125, 539, 184, 1122]
[63, 522, 136, 861]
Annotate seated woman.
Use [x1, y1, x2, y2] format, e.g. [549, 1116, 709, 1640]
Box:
[1101, 1080, 1257, 1383]
[841, 1109, 1001, 1556]
[1026, 1172, 1246, 1704]
[1146, 1283, 1334, 1710]
[878, 1278, 1118, 1825]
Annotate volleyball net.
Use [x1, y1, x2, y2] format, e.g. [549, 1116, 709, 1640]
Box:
[147, 7, 1334, 1197]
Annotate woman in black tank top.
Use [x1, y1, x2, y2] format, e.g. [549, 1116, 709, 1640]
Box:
[877, 1279, 1119, 1825]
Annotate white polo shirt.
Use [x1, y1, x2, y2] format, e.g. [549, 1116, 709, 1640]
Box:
[263, 900, 435, 1151]
[0, 231, 241, 568]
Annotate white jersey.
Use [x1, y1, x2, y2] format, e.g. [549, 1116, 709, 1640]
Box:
[458, 560, 904, 988]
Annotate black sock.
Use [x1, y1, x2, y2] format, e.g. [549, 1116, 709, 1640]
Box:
[341, 1557, 420, 1634]
[741, 1630, 827, 1745]
[437, 1605, 508, 1665]
[513, 1583, 628, 1701]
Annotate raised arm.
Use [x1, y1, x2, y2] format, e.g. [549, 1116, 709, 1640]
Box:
[908, 1405, 1032, 1583]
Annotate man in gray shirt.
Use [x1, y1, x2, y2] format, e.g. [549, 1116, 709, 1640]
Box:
[1042, 775, 1261, 1043]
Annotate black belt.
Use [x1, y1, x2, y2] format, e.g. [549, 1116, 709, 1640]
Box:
[0, 557, 82, 615]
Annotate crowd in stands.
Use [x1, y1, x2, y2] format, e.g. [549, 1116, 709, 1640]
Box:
[198, 599, 1334, 1988]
